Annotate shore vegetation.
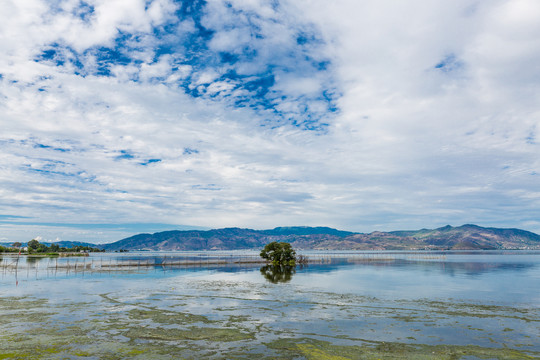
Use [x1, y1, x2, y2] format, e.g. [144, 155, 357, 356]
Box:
[0, 239, 104, 255]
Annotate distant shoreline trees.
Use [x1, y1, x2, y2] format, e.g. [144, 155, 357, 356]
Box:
[0, 239, 104, 254]
[0, 244, 20, 253]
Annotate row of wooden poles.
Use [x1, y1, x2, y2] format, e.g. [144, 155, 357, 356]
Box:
[0, 252, 447, 273]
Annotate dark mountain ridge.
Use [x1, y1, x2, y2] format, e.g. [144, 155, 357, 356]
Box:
[100, 225, 540, 251]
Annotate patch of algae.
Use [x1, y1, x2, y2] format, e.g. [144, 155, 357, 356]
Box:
[124, 325, 255, 342]
[0, 342, 65, 359]
[1, 328, 195, 359]
[266, 338, 540, 360]
[227, 315, 251, 323]
[0, 296, 48, 311]
[127, 308, 211, 325]
[419, 300, 531, 315]
[296, 344, 352, 360]
[0, 296, 250, 359]
[80, 341, 196, 359]
[0, 298, 56, 328]
[0, 310, 56, 326]
[0, 340, 190, 359]
[412, 299, 537, 322]
[0, 354, 18, 359]
[99, 293, 125, 304]
[99, 293, 214, 326]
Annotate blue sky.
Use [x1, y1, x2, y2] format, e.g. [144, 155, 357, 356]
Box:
[1, 0, 540, 243]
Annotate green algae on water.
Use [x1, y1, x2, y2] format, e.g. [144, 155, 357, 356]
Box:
[124, 325, 255, 342]
[266, 337, 540, 360]
[127, 308, 212, 325]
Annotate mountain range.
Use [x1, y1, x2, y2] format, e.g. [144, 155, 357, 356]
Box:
[100, 224, 540, 251]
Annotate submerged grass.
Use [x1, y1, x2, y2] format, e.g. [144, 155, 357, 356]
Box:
[0, 271, 538, 360]
[123, 325, 255, 342]
[267, 337, 540, 360]
[127, 308, 211, 325]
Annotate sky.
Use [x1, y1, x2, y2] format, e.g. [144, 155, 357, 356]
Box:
[1, 0, 540, 244]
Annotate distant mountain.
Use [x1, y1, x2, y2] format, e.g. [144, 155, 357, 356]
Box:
[43, 241, 99, 248]
[100, 227, 349, 251]
[100, 225, 540, 251]
[337, 224, 540, 250]
[263, 226, 353, 237]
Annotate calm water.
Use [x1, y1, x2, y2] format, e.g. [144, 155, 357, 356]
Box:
[1, 251, 539, 359]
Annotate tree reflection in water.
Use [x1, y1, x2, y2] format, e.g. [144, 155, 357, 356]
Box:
[26, 256, 46, 265]
[260, 265, 296, 284]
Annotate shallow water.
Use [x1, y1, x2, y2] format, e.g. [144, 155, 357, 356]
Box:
[1, 251, 539, 359]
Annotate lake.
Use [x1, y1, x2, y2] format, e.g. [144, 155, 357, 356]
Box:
[1, 250, 539, 359]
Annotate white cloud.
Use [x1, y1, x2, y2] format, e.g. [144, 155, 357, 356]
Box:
[272, 72, 322, 97]
[1, 0, 540, 243]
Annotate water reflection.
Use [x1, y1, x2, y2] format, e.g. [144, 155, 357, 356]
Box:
[26, 256, 47, 265]
[260, 265, 296, 283]
[417, 260, 533, 277]
[345, 258, 537, 277]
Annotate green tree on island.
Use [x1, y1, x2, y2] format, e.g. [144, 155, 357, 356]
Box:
[260, 241, 296, 266]
[27, 239, 40, 252]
